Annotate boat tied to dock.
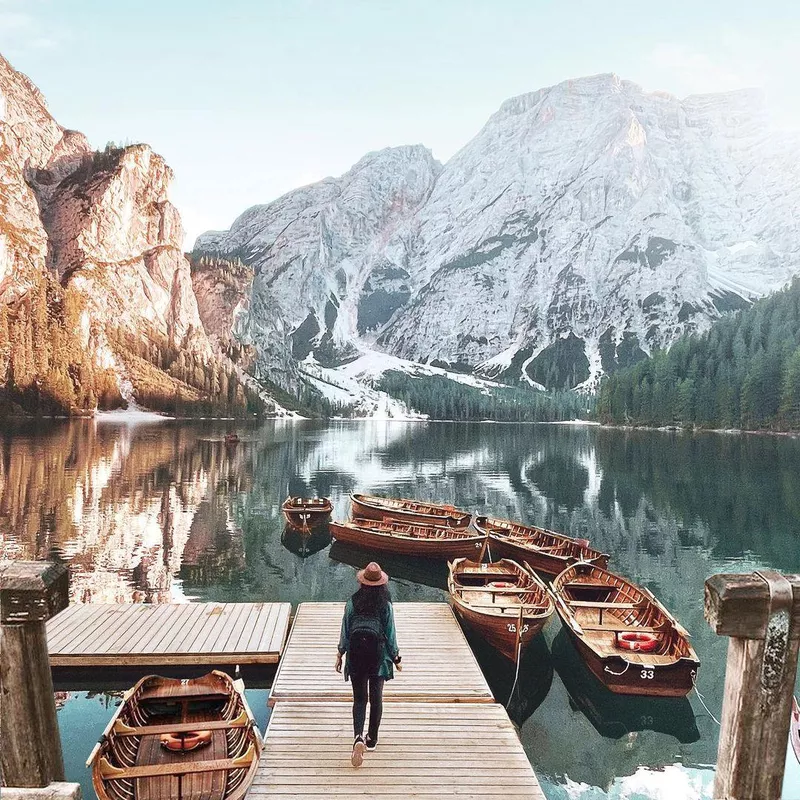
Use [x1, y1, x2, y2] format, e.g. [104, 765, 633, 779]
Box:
[551, 562, 700, 697]
[87, 671, 261, 800]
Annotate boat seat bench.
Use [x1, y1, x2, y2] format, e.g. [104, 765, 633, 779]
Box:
[114, 718, 250, 736]
[101, 755, 253, 780]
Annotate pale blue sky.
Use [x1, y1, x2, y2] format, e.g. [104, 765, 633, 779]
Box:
[2, 0, 798, 246]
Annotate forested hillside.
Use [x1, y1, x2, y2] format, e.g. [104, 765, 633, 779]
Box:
[597, 279, 800, 430]
[377, 371, 591, 422]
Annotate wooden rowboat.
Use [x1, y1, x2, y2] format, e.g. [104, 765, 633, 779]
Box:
[551, 563, 700, 697]
[281, 496, 333, 530]
[792, 696, 800, 764]
[330, 518, 486, 559]
[350, 493, 471, 528]
[475, 515, 609, 576]
[87, 671, 261, 800]
[448, 558, 554, 662]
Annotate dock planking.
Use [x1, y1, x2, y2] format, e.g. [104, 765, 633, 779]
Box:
[46, 602, 291, 667]
[251, 702, 546, 798]
[268, 602, 494, 705]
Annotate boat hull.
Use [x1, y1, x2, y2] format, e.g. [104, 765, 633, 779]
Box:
[488, 534, 607, 576]
[330, 521, 485, 559]
[561, 623, 697, 697]
[351, 494, 471, 528]
[281, 498, 333, 531]
[792, 696, 800, 764]
[451, 597, 548, 662]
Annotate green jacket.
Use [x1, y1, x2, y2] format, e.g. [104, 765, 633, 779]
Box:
[338, 598, 400, 681]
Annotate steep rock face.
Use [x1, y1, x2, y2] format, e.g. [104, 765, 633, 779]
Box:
[0, 54, 256, 414]
[196, 74, 800, 393]
[45, 144, 208, 356]
[194, 146, 441, 392]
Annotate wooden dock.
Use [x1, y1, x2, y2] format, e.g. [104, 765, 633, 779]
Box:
[269, 602, 493, 704]
[255, 601, 545, 799]
[45, 602, 291, 666]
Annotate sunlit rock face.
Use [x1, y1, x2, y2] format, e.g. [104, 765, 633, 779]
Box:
[0, 54, 215, 408]
[196, 74, 800, 392]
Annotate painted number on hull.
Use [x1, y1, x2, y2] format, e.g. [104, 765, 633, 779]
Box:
[640, 669, 654, 680]
[506, 624, 530, 634]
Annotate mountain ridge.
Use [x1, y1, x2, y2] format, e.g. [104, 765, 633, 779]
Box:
[194, 72, 800, 395]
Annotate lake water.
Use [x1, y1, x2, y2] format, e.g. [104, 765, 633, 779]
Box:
[1, 417, 799, 799]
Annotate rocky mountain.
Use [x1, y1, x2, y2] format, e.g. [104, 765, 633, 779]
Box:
[0, 54, 264, 415]
[195, 74, 800, 394]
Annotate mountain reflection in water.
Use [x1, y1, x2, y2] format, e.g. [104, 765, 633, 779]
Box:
[2, 418, 799, 799]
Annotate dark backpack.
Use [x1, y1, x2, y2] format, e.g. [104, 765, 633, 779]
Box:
[348, 612, 384, 676]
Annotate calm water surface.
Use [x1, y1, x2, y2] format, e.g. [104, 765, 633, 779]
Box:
[2, 418, 799, 799]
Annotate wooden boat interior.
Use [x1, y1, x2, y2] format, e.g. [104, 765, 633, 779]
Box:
[554, 565, 696, 666]
[478, 516, 602, 559]
[92, 672, 257, 800]
[450, 560, 551, 617]
[345, 519, 481, 541]
[353, 494, 466, 516]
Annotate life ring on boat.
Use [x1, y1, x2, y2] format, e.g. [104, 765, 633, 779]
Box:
[488, 581, 514, 588]
[160, 730, 213, 752]
[616, 631, 659, 652]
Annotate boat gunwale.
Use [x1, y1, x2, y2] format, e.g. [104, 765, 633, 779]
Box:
[551, 563, 700, 668]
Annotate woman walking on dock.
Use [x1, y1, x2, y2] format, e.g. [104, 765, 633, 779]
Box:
[336, 561, 402, 767]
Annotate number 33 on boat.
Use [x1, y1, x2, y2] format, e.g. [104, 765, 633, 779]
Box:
[551, 563, 700, 697]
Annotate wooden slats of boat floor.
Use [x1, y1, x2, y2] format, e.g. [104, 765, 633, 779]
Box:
[46, 602, 291, 667]
[251, 702, 546, 799]
[268, 602, 493, 705]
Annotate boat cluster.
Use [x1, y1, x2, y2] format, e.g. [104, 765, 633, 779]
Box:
[284, 492, 700, 699]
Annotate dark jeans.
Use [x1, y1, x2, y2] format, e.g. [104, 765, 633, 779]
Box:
[351, 672, 385, 741]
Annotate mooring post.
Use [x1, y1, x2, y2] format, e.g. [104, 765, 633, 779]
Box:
[0, 561, 70, 788]
[704, 571, 800, 800]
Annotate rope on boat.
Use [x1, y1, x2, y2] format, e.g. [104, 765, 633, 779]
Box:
[507, 637, 524, 703]
[691, 670, 721, 726]
[603, 661, 630, 676]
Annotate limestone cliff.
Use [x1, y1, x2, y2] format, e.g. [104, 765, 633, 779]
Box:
[0, 54, 258, 415]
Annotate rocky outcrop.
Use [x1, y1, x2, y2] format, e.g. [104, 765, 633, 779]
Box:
[0, 53, 258, 415]
[195, 74, 800, 393]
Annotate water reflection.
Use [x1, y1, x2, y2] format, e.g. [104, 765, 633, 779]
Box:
[551, 628, 700, 743]
[281, 524, 332, 558]
[2, 418, 800, 798]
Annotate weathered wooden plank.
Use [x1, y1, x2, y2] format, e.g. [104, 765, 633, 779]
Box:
[269, 602, 493, 705]
[46, 602, 290, 666]
[704, 572, 800, 638]
[251, 702, 545, 800]
[706, 571, 800, 800]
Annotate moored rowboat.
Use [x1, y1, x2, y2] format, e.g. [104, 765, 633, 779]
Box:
[87, 671, 261, 800]
[551, 563, 700, 697]
[448, 558, 554, 662]
[475, 515, 609, 576]
[792, 696, 800, 764]
[350, 493, 471, 528]
[330, 518, 486, 559]
[282, 496, 333, 530]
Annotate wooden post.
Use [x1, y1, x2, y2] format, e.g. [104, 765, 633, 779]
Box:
[704, 571, 800, 800]
[0, 561, 69, 788]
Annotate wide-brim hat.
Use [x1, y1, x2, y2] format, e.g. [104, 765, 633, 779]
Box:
[357, 561, 389, 586]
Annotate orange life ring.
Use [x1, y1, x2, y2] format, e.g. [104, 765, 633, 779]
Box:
[488, 581, 514, 588]
[616, 631, 659, 652]
[160, 730, 213, 752]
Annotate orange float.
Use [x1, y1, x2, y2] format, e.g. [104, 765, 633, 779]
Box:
[160, 730, 213, 752]
[616, 631, 659, 652]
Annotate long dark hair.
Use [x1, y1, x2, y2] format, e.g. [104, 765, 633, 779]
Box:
[352, 584, 391, 616]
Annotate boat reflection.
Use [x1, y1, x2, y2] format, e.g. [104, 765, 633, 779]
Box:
[551, 628, 700, 743]
[328, 540, 448, 591]
[463, 627, 553, 728]
[280, 524, 332, 559]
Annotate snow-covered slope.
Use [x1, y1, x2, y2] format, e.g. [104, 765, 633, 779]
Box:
[195, 74, 800, 395]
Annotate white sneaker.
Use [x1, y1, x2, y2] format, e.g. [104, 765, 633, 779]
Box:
[351, 736, 366, 767]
